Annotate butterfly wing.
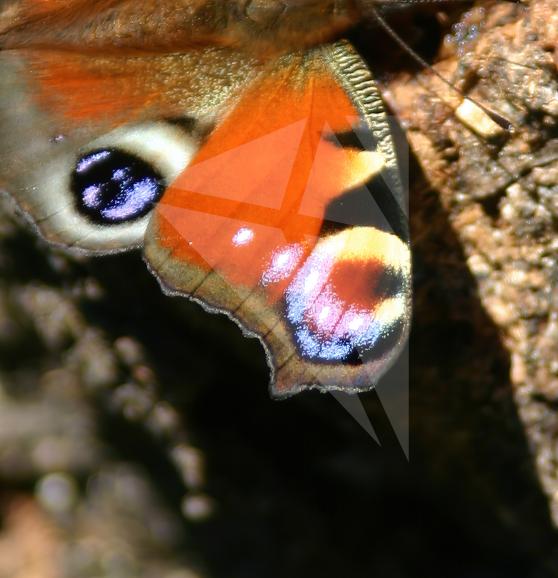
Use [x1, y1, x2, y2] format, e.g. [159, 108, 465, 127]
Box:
[0, 0, 410, 396]
[0, 0, 361, 56]
[0, 45, 258, 250]
[144, 41, 411, 397]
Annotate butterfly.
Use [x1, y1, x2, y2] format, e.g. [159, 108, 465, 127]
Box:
[0, 0, 412, 397]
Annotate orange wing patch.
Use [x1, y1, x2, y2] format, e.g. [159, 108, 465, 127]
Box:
[21, 50, 158, 125]
[156, 51, 383, 279]
[14, 47, 256, 130]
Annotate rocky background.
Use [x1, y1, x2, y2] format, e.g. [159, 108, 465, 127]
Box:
[1, 0, 558, 577]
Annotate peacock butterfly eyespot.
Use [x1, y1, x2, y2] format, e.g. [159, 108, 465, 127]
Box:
[24, 122, 199, 252]
[72, 148, 165, 224]
[283, 227, 410, 365]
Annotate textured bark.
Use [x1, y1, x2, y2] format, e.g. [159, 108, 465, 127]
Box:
[1, 1, 558, 577]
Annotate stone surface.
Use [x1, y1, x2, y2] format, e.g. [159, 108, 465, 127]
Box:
[389, 0, 558, 532]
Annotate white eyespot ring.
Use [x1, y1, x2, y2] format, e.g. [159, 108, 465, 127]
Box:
[25, 122, 198, 254]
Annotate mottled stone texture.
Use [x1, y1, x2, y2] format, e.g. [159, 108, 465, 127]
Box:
[390, 0, 558, 533]
[1, 1, 558, 577]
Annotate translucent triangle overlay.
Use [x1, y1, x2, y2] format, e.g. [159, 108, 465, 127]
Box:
[331, 391, 379, 444]
[157, 112, 411, 451]
[174, 120, 306, 208]
[377, 342, 409, 459]
[331, 343, 409, 459]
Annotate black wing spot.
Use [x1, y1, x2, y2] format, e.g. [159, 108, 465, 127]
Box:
[324, 129, 367, 151]
[72, 148, 165, 225]
[321, 125, 408, 242]
[321, 174, 409, 242]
